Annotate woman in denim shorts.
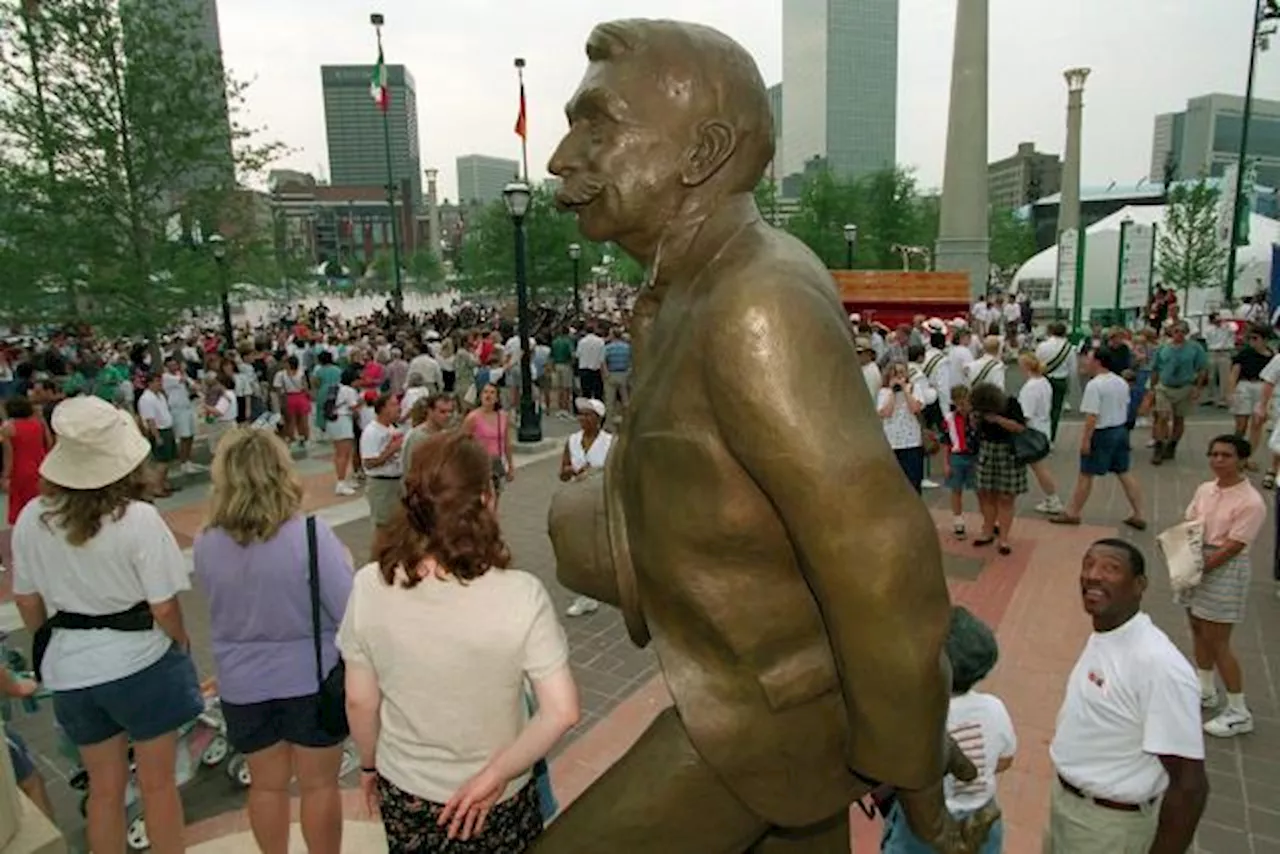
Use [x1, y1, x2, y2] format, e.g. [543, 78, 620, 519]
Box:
[11, 397, 203, 854]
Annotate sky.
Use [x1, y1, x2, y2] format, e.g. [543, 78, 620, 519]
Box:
[215, 0, 1280, 202]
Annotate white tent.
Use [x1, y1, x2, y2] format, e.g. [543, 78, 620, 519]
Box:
[1011, 205, 1280, 316]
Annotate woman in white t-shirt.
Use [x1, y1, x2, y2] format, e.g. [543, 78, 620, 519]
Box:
[11, 397, 202, 854]
[558, 398, 614, 619]
[881, 606, 1014, 854]
[1018, 353, 1064, 515]
[339, 431, 579, 851]
[877, 362, 926, 493]
[200, 375, 239, 453]
[327, 381, 362, 496]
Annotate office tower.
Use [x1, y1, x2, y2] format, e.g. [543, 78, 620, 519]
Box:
[767, 83, 783, 172]
[456, 154, 520, 207]
[1150, 93, 1280, 188]
[781, 0, 898, 182]
[322, 64, 422, 206]
[987, 142, 1063, 210]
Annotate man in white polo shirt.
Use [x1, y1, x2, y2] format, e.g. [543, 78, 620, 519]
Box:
[1035, 321, 1076, 441]
[1051, 346, 1146, 529]
[1046, 539, 1207, 853]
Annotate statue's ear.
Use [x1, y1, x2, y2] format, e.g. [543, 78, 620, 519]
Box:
[680, 119, 736, 187]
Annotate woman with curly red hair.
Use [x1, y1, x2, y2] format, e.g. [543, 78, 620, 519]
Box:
[338, 431, 580, 852]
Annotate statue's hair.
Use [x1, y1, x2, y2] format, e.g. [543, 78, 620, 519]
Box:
[582, 19, 775, 191]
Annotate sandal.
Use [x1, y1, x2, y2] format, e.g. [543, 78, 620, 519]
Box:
[1049, 514, 1082, 525]
[972, 535, 995, 547]
[998, 543, 1012, 556]
[1123, 517, 1148, 531]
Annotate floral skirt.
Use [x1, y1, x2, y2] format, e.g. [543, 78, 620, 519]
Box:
[377, 775, 543, 853]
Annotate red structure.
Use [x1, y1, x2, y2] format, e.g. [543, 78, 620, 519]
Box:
[834, 270, 971, 329]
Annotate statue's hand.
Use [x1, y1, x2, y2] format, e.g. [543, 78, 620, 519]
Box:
[928, 802, 1002, 854]
[946, 736, 978, 783]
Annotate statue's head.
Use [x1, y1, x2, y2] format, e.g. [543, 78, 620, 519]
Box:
[549, 19, 774, 259]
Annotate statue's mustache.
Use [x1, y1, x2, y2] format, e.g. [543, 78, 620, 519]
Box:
[555, 175, 606, 210]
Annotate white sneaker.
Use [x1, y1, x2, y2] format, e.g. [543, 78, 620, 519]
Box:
[183, 462, 200, 475]
[335, 482, 356, 497]
[1200, 691, 1219, 710]
[565, 596, 600, 618]
[921, 478, 939, 489]
[1204, 709, 1254, 738]
[952, 521, 966, 540]
[1035, 498, 1063, 514]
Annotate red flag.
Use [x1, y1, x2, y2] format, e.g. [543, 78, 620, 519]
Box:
[514, 83, 527, 140]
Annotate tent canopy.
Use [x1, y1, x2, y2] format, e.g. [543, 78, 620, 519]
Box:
[1012, 205, 1279, 313]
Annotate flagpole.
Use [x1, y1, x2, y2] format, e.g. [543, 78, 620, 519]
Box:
[515, 57, 530, 182]
[371, 13, 404, 316]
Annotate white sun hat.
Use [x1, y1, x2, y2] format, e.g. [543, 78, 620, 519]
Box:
[574, 397, 606, 419]
[40, 396, 152, 490]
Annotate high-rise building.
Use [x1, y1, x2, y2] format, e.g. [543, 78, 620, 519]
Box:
[781, 0, 898, 183]
[987, 142, 1062, 210]
[456, 154, 520, 207]
[322, 64, 422, 207]
[1150, 93, 1280, 188]
[767, 83, 784, 175]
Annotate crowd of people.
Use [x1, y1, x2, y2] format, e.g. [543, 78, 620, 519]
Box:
[0, 284, 1274, 852]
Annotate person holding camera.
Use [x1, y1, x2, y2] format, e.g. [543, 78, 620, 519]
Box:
[877, 362, 928, 493]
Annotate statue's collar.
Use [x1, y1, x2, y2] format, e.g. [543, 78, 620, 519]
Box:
[644, 193, 760, 296]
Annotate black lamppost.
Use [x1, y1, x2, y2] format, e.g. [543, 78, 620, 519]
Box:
[208, 233, 233, 350]
[503, 180, 542, 443]
[568, 242, 582, 319]
[843, 223, 858, 269]
[1225, 0, 1280, 302]
[371, 12, 405, 316]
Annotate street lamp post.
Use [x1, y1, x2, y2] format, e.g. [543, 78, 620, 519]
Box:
[843, 223, 858, 269]
[503, 181, 542, 443]
[568, 242, 582, 319]
[370, 12, 405, 317]
[208, 233, 233, 350]
[1225, 0, 1280, 303]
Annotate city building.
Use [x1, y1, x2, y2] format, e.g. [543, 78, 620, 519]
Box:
[270, 174, 417, 273]
[1150, 93, 1280, 189]
[456, 154, 520, 207]
[780, 0, 898, 183]
[767, 82, 783, 179]
[987, 142, 1062, 211]
[322, 64, 422, 207]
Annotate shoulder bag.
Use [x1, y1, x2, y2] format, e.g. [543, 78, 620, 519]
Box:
[307, 516, 350, 736]
[1012, 428, 1050, 465]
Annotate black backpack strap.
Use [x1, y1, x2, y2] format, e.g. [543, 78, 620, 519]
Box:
[306, 515, 323, 690]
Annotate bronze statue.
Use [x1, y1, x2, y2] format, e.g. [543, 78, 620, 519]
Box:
[541, 19, 996, 853]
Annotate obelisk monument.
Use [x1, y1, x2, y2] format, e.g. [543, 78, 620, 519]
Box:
[934, 0, 991, 299]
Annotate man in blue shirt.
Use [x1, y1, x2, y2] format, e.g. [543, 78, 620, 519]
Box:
[1149, 322, 1208, 465]
[602, 327, 632, 427]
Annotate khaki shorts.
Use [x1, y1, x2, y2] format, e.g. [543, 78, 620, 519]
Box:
[1232, 380, 1265, 418]
[1154, 384, 1194, 418]
[552, 363, 574, 391]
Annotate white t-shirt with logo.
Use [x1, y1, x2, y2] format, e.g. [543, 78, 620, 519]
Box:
[1080, 371, 1131, 430]
[1050, 612, 1203, 803]
[946, 691, 1017, 813]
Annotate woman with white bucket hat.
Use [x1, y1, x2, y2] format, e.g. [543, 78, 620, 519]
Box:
[11, 395, 203, 854]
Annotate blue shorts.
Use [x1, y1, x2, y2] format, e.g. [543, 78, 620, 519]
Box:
[1081, 426, 1131, 477]
[945, 453, 979, 492]
[221, 694, 346, 756]
[53, 644, 203, 747]
[6, 731, 35, 782]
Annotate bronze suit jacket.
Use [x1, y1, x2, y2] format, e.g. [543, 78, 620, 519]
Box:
[550, 195, 952, 829]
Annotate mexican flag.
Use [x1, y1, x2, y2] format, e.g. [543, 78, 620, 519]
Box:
[370, 47, 389, 112]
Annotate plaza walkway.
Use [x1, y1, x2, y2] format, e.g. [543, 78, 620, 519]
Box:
[1, 415, 1277, 853]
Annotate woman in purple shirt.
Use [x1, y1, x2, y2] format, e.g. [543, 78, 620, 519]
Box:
[194, 428, 353, 854]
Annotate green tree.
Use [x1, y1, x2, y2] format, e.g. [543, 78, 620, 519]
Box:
[1157, 178, 1229, 299]
[988, 208, 1037, 277]
[0, 0, 283, 337]
[458, 184, 605, 300]
[406, 247, 444, 291]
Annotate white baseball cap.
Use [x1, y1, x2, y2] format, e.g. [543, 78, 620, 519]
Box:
[574, 397, 606, 419]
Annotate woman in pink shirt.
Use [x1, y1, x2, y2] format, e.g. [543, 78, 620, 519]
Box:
[462, 384, 514, 507]
[1179, 434, 1266, 740]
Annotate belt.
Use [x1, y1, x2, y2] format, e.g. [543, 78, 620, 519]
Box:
[1057, 775, 1153, 813]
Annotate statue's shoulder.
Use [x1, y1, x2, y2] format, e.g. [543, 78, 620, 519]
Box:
[704, 222, 844, 328]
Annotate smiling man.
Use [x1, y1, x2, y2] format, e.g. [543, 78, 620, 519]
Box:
[1047, 539, 1208, 853]
[542, 18, 991, 854]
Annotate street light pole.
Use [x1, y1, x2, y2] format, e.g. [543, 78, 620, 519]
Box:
[1225, 0, 1280, 303]
[843, 223, 858, 269]
[568, 242, 582, 319]
[504, 181, 542, 443]
[371, 13, 405, 317]
[208, 233, 233, 350]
